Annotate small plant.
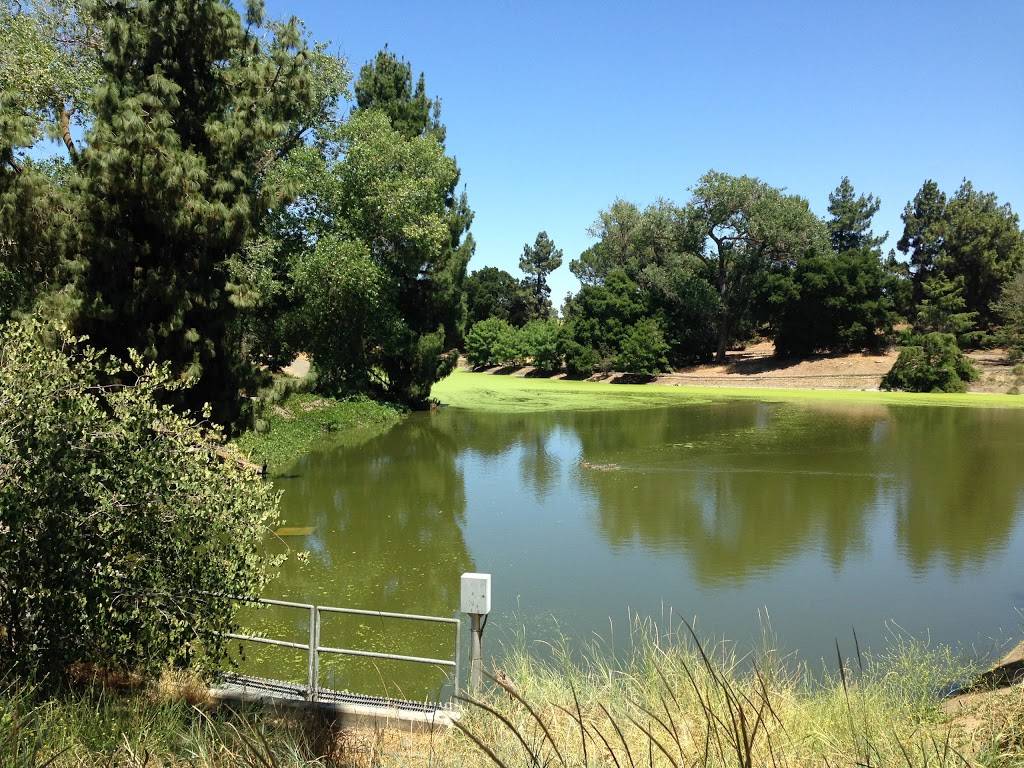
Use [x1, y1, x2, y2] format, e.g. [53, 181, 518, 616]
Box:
[881, 332, 978, 393]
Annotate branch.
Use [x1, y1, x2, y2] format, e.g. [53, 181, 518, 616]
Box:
[59, 105, 79, 163]
[2, 148, 22, 175]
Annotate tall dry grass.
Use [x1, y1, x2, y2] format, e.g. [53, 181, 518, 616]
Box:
[3, 618, 1023, 767]
[407, 616, 1024, 768]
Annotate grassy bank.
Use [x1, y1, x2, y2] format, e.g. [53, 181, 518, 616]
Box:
[235, 392, 404, 473]
[432, 369, 1024, 412]
[5, 626, 1022, 767]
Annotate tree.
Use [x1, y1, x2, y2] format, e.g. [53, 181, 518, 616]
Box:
[897, 179, 948, 296]
[354, 47, 443, 142]
[75, 0, 323, 426]
[914, 274, 978, 343]
[827, 176, 886, 253]
[465, 317, 519, 368]
[992, 269, 1024, 361]
[0, 0, 102, 160]
[570, 199, 687, 286]
[881, 332, 978, 393]
[898, 179, 1024, 326]
[519, 318, 562, 371]
[571, 198, 717, 365]
[768, 178, 896, 355]
[464, 266, 531, 326]
[615, 318, 670, 377]
[562, 269, 646, 368]
[686, 171, 830, 361]
[943, 181, 1024, 325]
[353, 48, 474, 348]
[519, 231, 563, 319]
[0, 321, 280, 681]
[768, 250, 897, 355]
[283, 110, 460, 404]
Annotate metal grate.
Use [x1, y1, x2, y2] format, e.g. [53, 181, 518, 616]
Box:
[220, 672, 448, 714]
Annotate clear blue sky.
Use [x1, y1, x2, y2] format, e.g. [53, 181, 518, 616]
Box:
[267, 0, 1024, 303]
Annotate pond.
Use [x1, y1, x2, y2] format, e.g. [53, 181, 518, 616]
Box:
[237, 388, 1024, 702]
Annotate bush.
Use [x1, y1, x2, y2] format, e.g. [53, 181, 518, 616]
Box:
[465, 317, 520, 367]
[615, 318, 670, 376]
[560, 338, 599, 377]
[881, 332, 979, 393]
[0, 322, 281, 682]
[519, 319, 563, 371]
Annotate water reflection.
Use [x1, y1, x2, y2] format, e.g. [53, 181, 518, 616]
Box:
[262, 397, 1024, 683]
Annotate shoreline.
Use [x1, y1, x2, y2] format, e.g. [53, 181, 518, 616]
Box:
[434, 368, 1024, 411]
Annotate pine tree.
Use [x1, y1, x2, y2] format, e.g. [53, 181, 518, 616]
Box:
[519, 230, 563, 319]
[827, 177, 886, 254]
[77, 0, 319, 425]
[897, 180, 948, 295]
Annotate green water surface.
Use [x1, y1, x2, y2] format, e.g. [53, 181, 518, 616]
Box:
[238, 391, 1024, 700]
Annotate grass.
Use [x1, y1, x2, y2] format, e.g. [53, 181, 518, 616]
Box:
[6, 624, 1022, 767]
[401, 618, 1024, 768]
[432, 369, 1024, 412]
[234, 391, 404, 474]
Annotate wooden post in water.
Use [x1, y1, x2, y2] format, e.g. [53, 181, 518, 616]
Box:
[461, 573, 492, 695]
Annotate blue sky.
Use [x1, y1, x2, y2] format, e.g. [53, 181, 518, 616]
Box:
[267, 0, 1024, 302]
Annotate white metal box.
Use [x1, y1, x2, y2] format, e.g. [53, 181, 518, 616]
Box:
[460, 572, 492, 614]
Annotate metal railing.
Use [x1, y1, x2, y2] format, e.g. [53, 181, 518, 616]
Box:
[223, 596, 461, 708]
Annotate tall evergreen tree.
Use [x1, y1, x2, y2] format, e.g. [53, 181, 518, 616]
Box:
[75, 0, 321, 425]
[897, 180, 948, 296]
[898, 179, 1023, 326]
[352, 48, 474, 348]
[827, 176, 886, 253]
[519, 230, 563, 319]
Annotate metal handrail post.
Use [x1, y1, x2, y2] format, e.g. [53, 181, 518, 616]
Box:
[453, 618, 462, 698]
[307, 605, 319, 702]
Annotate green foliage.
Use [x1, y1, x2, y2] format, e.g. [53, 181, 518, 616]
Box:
[354, 47, 444, 142]
[687, 170, 831, 360]
[827, 176, 886, 253]
[235, 390, 404, 472]
[0, 321, 281, 681]
[562, 270, 646, 367]
[559, 339, 599, 378]
[76, 0, 325, 426]
[992, 269, 1024, 361]
[280, 109, 459, 405]
[881, 332, 979, 393]
[519, 318, 563, 371]
[465, 317, 520, 368]
[352, 47, 474, 349]
[769, 250, 897, 355]
[914, 274, 979, 343]
[518, 230, 563, 319]
[464, 266, 532, 326]
[0, 0, 101, 149]
[615, 318, 670, 376]
[899, 179, 1024, 326]
[570, 198, 690, 286]
[769, 179, 896, 355]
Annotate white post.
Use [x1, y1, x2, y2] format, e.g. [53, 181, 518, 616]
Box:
[461, 573, 492, 695]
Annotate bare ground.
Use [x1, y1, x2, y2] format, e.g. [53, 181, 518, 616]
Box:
[471, 342, 1022, 393]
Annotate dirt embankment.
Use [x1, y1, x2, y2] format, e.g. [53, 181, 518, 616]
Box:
[471, 342, 1021, 393]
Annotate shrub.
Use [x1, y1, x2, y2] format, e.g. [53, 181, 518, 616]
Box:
[615, 318, 670, 376]
[519, 319, 562, 371]
[881, 332, 979, 393]
[560, 339, 599, 377]
[0, 322, 281, 682]
[465, 317, 521, 367]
